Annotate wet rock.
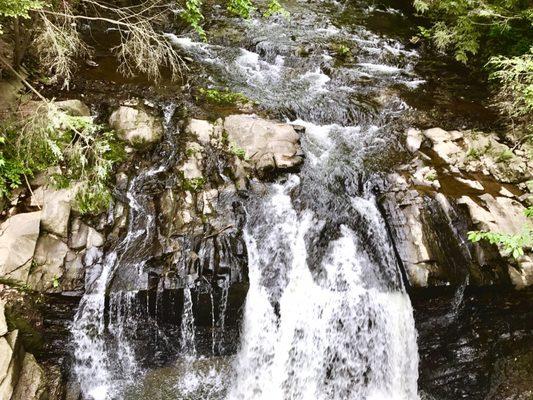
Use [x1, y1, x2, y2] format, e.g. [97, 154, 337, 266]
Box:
[223, 114, 303, 173]
[55, 99, 91, 117]
[0, 211, 41, 284]
[28, 234, 69, 292]
[109, 106, 163, 146]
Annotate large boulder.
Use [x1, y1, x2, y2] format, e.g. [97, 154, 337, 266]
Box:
[0, 330, 24, 400]
[223, 114, 303, 173]
[32, 186, 77, 238]
[0, 212, 41, 284]
[109, 106, 163, 146]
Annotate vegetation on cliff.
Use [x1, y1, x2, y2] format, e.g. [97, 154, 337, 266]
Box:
[414, 0, 532, 135]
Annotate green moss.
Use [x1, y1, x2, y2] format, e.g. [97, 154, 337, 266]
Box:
[229, 142, 247, 160]
[495, 149, 514, 163]
[183, 177, 206, 192]
[197, 88, 252, 105]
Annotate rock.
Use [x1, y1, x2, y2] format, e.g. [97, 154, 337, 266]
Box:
[109, 106, 163, 146]
[186, 119, 214, 145]
[11, 353, 45, 400]
[223, 114, 303, 173]
[69, 218, 89, 250]
[55, 100, 91, 117]
[456, 177, 484, 191]
[62, 250, 85, 292]
[29, 166, 62, 187]
[87, 227, 104, 248]
[32, 186, 77, 238]
[0, 337, 13, 384]
[180, 143, 204, 180]
[509, 257, 533, 289]
[27, 234, 69, 292]
[0, 212, 41, 284]
[423, 127, 454, 143]
[406, 128, 423, 153]
[498, 187, 515, 198]
[0, 301, 7, 337]
[0, 330, 24, 400]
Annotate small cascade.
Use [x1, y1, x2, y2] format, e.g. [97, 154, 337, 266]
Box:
[107, 291, 139, 379]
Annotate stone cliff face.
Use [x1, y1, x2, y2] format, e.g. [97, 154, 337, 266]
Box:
[379, 127, 533, 289]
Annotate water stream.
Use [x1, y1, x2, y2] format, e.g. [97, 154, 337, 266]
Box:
[72, 1, 425, 399]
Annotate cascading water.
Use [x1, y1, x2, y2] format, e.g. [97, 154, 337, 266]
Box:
[71, 1, 426, 399]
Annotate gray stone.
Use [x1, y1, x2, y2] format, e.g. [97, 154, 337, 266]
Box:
[0, 212, 41, 284]
[406, 128, 423, 153]
[28, 234, 69, 292]
[62, 250, 85, 291]
[87, 228, 104, 248]
[109, 106, 163, 146]
[69, 218, 89, 250]
[55, 99, 91, 117]
[0, 330, 23, 400]
[223, 114, 303, 173]
[187, 119, 214, 145]
[33, 186, 77, 237]
[510, 256, 533, 289]
[0, 337, 13, 385]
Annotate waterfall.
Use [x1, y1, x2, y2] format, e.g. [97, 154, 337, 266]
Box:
[69, 1, 426, 398]
[227, 176, 419, 400]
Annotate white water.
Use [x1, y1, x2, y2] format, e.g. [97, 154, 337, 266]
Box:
[227, 176, 419, 400]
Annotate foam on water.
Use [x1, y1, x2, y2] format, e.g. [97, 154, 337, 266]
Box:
[228, 178, 419, 400]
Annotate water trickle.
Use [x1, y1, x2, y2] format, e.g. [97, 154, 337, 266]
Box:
[181, 286, 197, 358]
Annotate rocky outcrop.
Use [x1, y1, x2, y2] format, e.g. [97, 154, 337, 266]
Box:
[109, 106, 163, 146]
[0, 302, 47, 400]
[223, 114, 304, 173]
[0, 184, 104, 292]
[380, 127, 533, 288]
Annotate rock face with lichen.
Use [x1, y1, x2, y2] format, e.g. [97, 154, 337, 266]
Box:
[380, 127, 533, 289]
